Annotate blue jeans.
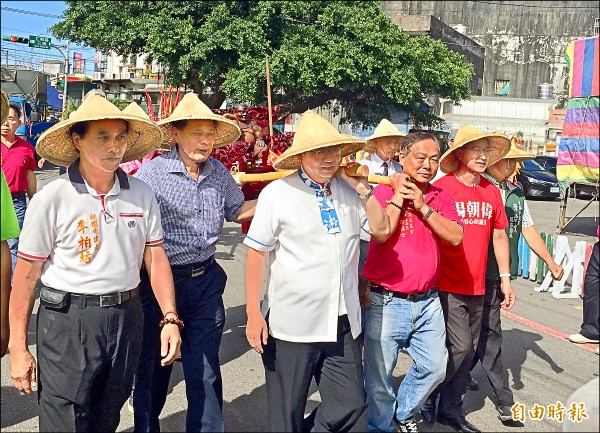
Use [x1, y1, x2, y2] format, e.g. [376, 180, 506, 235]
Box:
[133, 261, 227, 432]
[363, 290, 447, 431]
[7, 194, 26, 271]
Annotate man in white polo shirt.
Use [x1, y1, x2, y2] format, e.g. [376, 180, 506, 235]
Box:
[8, 94, 181, 432]
[245, 111, 394, 432]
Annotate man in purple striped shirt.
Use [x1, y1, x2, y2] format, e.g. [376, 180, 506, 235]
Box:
[133, 93, 256, 432]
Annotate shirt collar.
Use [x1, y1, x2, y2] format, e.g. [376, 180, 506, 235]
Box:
[298, 166, 332, 192]
[68, 159, 129, 195]
[165, 145, 215, 180]
[370, 152, 391, 165]
[483, 173, 516, 191]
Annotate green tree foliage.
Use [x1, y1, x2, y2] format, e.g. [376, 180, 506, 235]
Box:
[52, 0, 473, 127]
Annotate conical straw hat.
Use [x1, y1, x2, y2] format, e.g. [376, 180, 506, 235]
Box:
[364, 119, 405, 153]
[36, 94, 164, 167]
[122, 101, 152, 119]
[157, 93, 241, 148]
[1, 89, 9, 125]
[502, 142, 535, 161]
[439, 125, 511, 174]
[273, 111, 366, 170]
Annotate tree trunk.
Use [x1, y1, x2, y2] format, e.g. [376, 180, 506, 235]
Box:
[187, 74, 226, 109]
[274, 90, 341, 120]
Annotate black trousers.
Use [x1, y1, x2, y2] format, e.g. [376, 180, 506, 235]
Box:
[471, 279, 514, 407]
[425, 292, 484, 418]
[580, 242, 600, 340]
[261, 315, 366, 432]
[37, 295, 143, 432]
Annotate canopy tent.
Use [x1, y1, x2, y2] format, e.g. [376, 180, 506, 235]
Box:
[557, 35, 599, 233]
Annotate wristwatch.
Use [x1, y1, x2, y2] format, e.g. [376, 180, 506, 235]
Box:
[358, 185, 375, 200]
[422, 206, 434, 219]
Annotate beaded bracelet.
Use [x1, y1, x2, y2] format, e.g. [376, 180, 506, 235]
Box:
[159, 317, 185, 330]
[385, 200, 404, 211]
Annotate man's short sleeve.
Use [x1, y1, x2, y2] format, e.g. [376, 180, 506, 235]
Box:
[145, 193, 164, 246]
[0, 172, 20, 241]
[243, 183, 279, 252]
[436, 189, 462, 225]
[492, 186, 509, 230]
[223, 166, 245, 222]
[17, 193, 55, 261]
[25, 142, 36, 172]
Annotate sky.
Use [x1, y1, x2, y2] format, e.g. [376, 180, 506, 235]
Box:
[1, 1, 97, 75]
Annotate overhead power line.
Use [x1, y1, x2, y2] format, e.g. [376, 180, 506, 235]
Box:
[1, 7, 62, 19]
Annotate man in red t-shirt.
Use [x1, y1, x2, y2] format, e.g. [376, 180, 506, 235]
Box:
[361, 132, 464, 432]
[1, 104, 37, 270]
[421, 125, 512, 433]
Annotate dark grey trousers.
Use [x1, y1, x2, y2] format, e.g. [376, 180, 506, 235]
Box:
[471, 279, 514, 407]
[426, 292, 484, 418]
[37, 295, 143, 432]
[261, 315, 366, 432]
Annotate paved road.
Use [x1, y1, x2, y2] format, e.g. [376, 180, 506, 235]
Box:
[1, 168, 598, 432]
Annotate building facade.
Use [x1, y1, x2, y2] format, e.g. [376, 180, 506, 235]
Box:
[382, 1, 599, 99]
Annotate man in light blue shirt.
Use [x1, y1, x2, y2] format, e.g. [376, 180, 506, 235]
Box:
[133, 93, 256, 432]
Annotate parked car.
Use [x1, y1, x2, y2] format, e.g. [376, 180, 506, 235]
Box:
[535, 155, 557, 175]
[534, 155, 597, 199]
[515, 159, 560, 199]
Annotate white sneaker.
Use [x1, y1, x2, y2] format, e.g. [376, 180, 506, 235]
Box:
[568, 333, 599, 344]
[394, 417, 419, 433]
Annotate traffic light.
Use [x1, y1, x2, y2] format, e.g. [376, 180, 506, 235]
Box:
[2, 35, 29, 44]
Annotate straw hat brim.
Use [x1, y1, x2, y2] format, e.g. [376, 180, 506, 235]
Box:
[158, 114, 241, 149]
[273, 135, 366, 170]
[439, 133, 511, 174]
[1, 90, 9, 126]
[503, 146, 535, 161]
[36, 114, 164, 167]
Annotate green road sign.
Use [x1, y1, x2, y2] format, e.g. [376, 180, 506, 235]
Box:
[29, 35, 51, 49]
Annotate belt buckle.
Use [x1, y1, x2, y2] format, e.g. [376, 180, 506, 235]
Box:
[191, 267, 205, 278]
[99, 292, 120, 307]
[407, 293, 419, 302]
[99, 294, 109, 307]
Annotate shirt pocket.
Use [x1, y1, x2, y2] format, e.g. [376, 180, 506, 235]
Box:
[200, 188, 225, 236]
[337, 203, 360, 235]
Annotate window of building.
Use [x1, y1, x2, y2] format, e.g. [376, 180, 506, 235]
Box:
[494, 80, 510, 96]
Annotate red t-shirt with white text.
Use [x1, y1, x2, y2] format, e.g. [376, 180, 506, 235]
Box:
[433, 174, 508, 296]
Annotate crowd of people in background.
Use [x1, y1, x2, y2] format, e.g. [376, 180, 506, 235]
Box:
[0, 88, 597, 433]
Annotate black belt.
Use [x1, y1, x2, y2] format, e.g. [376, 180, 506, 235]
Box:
[11, 191, 26, 198]
[370, 283, 438, 302]
[40, 285, 139, 308]
[171, 256, 215, 278]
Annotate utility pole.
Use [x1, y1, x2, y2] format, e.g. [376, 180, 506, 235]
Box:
[52, 41, 69, 114]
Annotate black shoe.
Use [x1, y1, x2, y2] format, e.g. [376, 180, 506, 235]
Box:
[394, 417, 419, 433]
[420, 401, 436, 424]
[466, 374, 479, 391]
[497, 404, 524, 427]
[436, 413, 481, 433]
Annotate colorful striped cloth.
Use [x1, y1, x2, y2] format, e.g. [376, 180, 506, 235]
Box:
[564, 36, 599, 98]
[557, 97, 599, 191]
